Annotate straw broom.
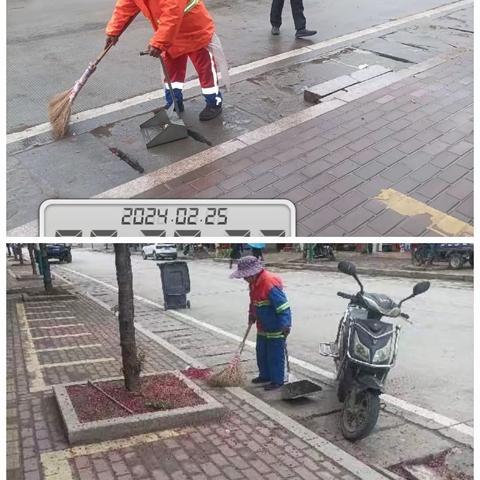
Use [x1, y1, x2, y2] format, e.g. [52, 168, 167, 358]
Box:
[48, 15, 137, 139]
[207, 324, 252, 387]
[48, 46, 114, 139]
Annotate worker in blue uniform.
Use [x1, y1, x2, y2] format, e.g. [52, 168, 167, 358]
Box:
[230, 256, 292, 391]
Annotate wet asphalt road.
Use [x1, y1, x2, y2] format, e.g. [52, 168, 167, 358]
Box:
[7, 0, 460, 132]
[55, 248, 473, 425]
[7, 0, 473, 232]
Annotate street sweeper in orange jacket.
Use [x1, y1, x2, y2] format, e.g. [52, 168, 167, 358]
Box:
[231, 256, 292, 391]
[105, 0, 224, 121]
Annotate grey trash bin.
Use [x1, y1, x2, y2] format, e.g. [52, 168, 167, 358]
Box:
[157, 261, 191, 310]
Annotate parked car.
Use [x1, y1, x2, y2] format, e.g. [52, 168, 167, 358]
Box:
[142, 244, 178, 260]
[46, 244, 72, 263]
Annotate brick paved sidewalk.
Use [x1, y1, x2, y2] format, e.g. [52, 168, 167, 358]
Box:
[141, 50, 473, 236]
[7, 262, 386, 480]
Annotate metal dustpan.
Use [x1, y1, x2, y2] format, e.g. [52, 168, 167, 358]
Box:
[281, 343, 322, 400]
[140, 109, 188, 148]
[139, 52, 188, 148]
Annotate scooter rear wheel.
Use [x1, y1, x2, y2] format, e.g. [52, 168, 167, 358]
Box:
[340, 390, 380, 441]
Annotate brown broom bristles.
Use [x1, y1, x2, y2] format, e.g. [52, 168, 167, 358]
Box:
[48, 90, 73, 139]
[207, 354, 246, 387]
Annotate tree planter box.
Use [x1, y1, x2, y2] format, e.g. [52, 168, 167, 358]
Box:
[54, 371, 225, 445]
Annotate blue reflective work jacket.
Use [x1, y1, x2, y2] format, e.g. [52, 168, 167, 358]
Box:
[249, 270, 292, 334]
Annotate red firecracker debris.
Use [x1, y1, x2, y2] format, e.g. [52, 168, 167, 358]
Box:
[182, 367, 212, 380]
[67, 374, 206, 423]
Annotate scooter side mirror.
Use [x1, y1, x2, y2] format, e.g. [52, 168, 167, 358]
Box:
[399, 281, 431, 307]
[413, 281, 430, 296]
[338, 261, 357, 276]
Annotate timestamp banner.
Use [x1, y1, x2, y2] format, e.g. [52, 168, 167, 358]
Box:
[39, 199, 295, 238]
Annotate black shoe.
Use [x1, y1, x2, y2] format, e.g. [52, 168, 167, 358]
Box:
[251, 377, 270, 384]
[271, 26, 280, 35]
[295, 29, 317, 38]
[199, 104, 222, 121]
[264, 383, 282, 391]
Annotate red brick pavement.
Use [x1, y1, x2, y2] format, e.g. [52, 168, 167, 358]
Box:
[7, 262, 367, 480]
[137, 51, 473, 236]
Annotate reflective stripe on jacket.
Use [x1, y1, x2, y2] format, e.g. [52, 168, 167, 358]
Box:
[249, 270, 292, 334]
[106, 0, 215, 58]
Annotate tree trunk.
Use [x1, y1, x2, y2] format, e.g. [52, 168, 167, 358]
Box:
[27, 244, 37, 275]
[114, 244, 140, 392]
[39, 244, 53, 291]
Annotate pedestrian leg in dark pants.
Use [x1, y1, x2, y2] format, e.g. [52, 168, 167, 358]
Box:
[270, 0, 285, 28]
[291, 0, 306, 30]
[270, 0, 306, 30]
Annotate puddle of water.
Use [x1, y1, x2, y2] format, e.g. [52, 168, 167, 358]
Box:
[91, 124, 113, 138]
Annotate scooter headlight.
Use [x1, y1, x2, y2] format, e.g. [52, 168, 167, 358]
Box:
[372, 340, 393, 364]
[352, 331, 370, 362]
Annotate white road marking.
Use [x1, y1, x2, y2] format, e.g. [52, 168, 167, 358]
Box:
[22, 300, 74, 304]
[35, 344, 102, 353]
[6, 0, 471, 145]
[33, 324, 84, 330]
[382, 394, 474, 437]
[32, 333, 92, 340]
[26, 310, 71, 315]
[17, 303, 47, 392]
[56, 266, 473, 438]
[40, 358, 115, 369]
[25, 306, 71, 311]
[27, 316, 76, 322]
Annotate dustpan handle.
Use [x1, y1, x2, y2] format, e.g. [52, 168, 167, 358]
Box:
[139, 51, 182, 119]
[159, 55, 182, 119]
[284, 342, 291, 374]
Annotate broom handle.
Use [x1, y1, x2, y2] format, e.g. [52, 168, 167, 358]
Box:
[94, 44, 115, 66]
[93, 12, 139, 67]
[96, 13, 139, 66]
[284, 342, 291, 375]
[238, 323, 252, 355]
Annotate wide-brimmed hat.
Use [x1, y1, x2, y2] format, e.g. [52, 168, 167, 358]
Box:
[230, 256, 263, 279]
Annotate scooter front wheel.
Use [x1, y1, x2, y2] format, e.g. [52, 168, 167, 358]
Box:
[340, 389, 380, 441]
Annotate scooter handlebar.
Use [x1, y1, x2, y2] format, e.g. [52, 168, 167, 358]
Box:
[337, 291, 354, 300]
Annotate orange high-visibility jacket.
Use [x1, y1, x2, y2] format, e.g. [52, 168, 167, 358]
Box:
[106, 0, 215, 58]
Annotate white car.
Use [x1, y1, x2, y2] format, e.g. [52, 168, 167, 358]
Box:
[142, 244, 178, 260]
